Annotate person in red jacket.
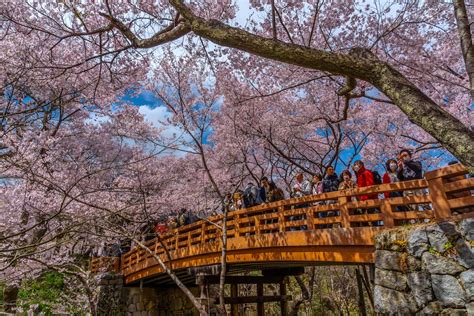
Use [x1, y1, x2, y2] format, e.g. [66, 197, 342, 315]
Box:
[352, 160, 377, 201]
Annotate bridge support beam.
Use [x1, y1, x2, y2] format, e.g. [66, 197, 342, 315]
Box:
[197, 268, 301, 315]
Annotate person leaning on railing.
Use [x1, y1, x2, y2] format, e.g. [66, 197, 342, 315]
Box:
[353, 160, 382, 226]
[396, 149, 427, 216]
[382, 159, 402, 199]
[382, 158, 409, 214]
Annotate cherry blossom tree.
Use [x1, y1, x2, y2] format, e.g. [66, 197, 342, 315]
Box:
[1, 0, 473, 314]
[0, 0, 471, 168]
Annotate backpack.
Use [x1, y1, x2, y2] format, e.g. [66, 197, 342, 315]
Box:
[243, 186, 257, 208]
[273, 188, 284, 201]
[371, 170, 382, 185]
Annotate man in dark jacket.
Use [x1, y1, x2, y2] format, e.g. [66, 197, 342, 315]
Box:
[322, 166, 339, 193]
[397, 149, 426, 216]
[259, 176, 270, 203]
[397, 149, 423, 181]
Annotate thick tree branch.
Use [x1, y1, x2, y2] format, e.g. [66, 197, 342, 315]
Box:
[454, 0, 474, 97]
[99, 13, 190, 48]
[169, 0, 474, 171]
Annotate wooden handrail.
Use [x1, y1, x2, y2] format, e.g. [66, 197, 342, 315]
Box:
[91, 164, 474, 282]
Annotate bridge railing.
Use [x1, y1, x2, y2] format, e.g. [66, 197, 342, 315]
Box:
[93, 164, 474, 278]
[90, 256, 121, 274]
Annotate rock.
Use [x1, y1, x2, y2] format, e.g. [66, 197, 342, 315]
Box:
[3, 284, 19, 313]
[439, 221, 461, 239]
[455, 240, 474, 269]
[426, 224, 450, 253]
[374, 229, 409, 251]
[146, 301, 155, 311]
[432, 274, 467, 308]
[132, 312, 142, 316]
[467, 302, 474, 316]
[408, 271, 433, 307]
[375, 250, 403, 271]
[422, 252, 466, 275]
[460, 270, 474, 300]
[419, 301, 443, 315]
[136, 301, 144, 311]
[408, 227, 429, 258]
[129, 304, 137, 312]
[407, 255, 422, 272]
[375, 269, 408, 291]
[440, 308, 467, 315]
[459, 219, 474, 241]
[374, 285, 417, 314]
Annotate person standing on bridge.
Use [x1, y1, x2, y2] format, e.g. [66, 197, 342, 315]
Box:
[397, 149, 423, 182]
[322, 166, 339, 194]
[338, 170, 357, 191]
[353, 160, 377, 201]
[397, 149, 426, 215]
[353, 160, 381, 226]
[258, 176, 271, 203]
[321, 166, 340, 227]
[267, 181, 285, 202]
[291, 172, 311, 198]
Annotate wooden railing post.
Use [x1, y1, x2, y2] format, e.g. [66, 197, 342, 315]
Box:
[200, 222, 206, 244]
[234, 214, 241, 237]
[254, 216, 261, 236]
[426, 176, 451, 219]
[306, 206, 315, 231]
[278, 206, 285, 233]
[338, 196, 350, 228]
[175, 235, 179, 251]
[381, 200, 394, 228]
[231, 283, 238, 316]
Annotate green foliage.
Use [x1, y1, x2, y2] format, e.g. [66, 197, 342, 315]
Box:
[443, 241, 454, 251]
[0, 281, 4, 311]
[18, 271, 65, 315]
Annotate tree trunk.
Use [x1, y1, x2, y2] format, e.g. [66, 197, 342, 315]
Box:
[454, 0, 474, 97]
[169, 0, 474, 171]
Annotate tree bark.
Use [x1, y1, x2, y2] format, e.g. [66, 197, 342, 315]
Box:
[454, 0, 474, 98]
[169, 0, 474, 171]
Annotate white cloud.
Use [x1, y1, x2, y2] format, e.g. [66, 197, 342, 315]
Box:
[138, 105, 191, 156]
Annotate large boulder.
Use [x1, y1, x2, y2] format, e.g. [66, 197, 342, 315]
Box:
[418, 301, 443, 315]
[375, 269, 408, 291]
[2, 283, 19, 313]
[422, 252, 466, 275]
[459, 219, 474, 242]
[431, 274, 467, 308]
[374, 285, 417, 315]
[407, 271, 433, 307]
[455, 239, 474, 269]
[408, 227, 429, 258]
[426, 225, 450, 253]
[460, 269, 474, 301]
[375, 250, 403, 271]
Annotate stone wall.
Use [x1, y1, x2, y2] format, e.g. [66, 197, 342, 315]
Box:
[96, 273, 125, 315]
[96, 273, 200, 316]
[374, 218, 473, 315]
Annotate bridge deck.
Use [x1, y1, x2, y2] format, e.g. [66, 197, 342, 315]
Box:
[90, 164, 474, 285]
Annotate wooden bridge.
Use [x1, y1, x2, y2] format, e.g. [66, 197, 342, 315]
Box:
[91, 164, 473, 287]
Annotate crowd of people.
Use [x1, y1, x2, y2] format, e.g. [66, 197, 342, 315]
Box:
[155, 149, 429, 233]
[102, 149, 468, 256]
